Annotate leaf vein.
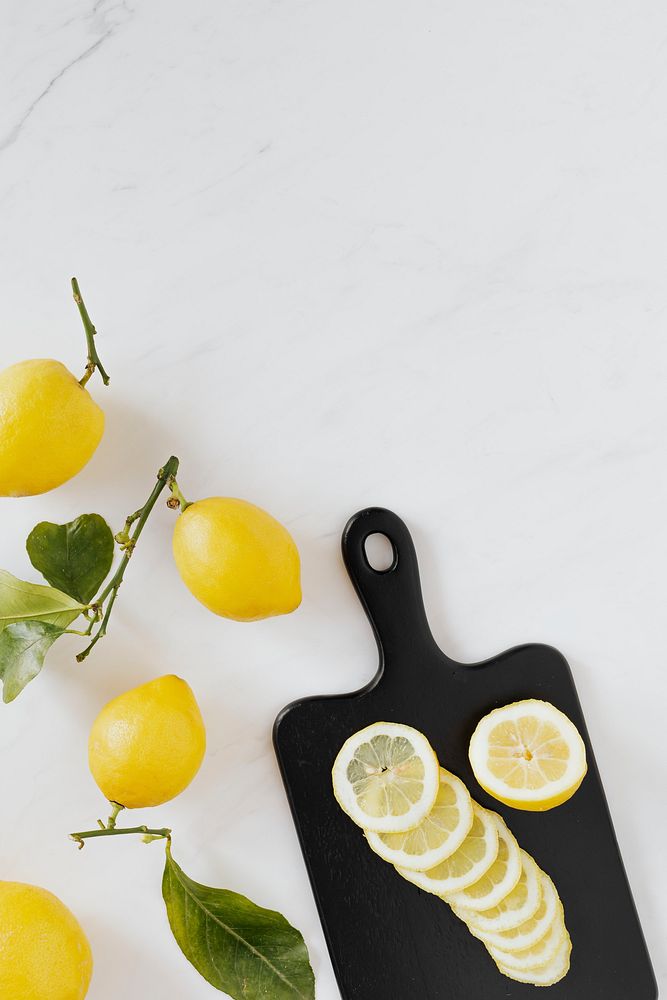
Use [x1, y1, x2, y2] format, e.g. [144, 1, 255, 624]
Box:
[169, 864, 310, 999]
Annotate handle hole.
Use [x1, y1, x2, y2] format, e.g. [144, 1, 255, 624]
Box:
[364, 533, 397, 573]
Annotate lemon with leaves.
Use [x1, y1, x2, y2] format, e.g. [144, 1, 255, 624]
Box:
[0, 279, 108, 497]
[88, 675, 206, 809]
[0, 881, 93, 1000]
[172, 497, 301, 621]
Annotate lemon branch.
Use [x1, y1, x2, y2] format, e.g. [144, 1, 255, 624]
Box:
[76, 456, 180, 662]
[70, 826, 172, 850]
[69, 799, 172, 848]
[72, 277, 110, 388]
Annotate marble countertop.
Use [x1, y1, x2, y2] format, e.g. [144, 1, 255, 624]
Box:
[1, 0, 666, 996]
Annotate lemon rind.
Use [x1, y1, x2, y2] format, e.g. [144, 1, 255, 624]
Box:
[453, 850, 542, 934]
[496, 932, 572, 986]
[489, 911, 566, 971]
[443, 810, 522, 911]
[468, 869, 561, 952]
[396, 801, 500, 896]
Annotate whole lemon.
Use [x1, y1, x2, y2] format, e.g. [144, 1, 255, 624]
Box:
[88, 675, 206, 809]
[0, 359, 104, 496]
[172, 497, 301, 621]
[0, 881, 93, 1000]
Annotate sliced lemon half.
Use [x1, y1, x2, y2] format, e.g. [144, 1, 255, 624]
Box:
[443, 810, 521, 911]
[366, 767, 473, 870]
[396, 800, 498, 895]
[332, 722, 440, 833]
[469, 869, 561, 951]
[469, 699, 587, 811]
[489, 911, 566, 971]
[497, 931, 571, 986]
[453, 849, 542, 933]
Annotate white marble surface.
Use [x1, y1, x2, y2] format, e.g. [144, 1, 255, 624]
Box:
[1, 0, 667, 996]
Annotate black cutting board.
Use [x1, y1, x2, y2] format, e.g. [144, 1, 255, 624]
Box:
[274, 508, 657, 999]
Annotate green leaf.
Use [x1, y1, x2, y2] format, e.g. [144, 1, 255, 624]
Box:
[26, 514, 114, 603]
[162, 846, 315, 1000]
[0, 621, 66, 702]
[0, 570, 84, 634]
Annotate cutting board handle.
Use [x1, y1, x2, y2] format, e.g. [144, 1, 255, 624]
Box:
[342, 508, 443, 669]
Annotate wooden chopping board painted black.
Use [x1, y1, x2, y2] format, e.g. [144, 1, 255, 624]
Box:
[274, 508, 657, 999]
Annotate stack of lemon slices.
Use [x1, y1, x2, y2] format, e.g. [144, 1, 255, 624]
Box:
[332, 711, 585, 987]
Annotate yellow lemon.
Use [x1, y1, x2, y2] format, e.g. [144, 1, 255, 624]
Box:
[172, 497, 301, 621]
[0, 881, 93, 1000]
[88, 675, 206, 808]
[0, 359, 104, 497]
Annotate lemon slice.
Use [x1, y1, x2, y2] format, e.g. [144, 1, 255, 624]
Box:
[489, 912, 566, 971]
[443, 810, 521, 911]
[365, 768, 473, 870]
[332, 722, 440, 832]
[453, 850, 542, 933]
[497, 932, 571, 986]
[468, 869, 560, 951]
[469, 699, 587, 811]
[396, 801, 498, 895]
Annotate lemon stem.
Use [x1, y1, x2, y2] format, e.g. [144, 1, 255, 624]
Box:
[76, 456, 180, 662]
[167, 477, 192, 512]
[70, 826, 172, 850]
[107, 802, 125, 829]
[72, 277, 110, 388]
